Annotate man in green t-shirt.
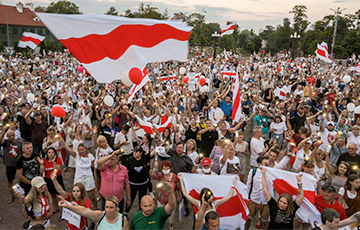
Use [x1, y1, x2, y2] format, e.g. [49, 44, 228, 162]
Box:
[129, 182, 176, 229]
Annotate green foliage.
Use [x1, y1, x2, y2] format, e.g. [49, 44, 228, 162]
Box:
[342, 30, 360, 56]
[218, 35, 236, 50]
[0, 43, 4, 52]
[105, 6, 118, 16]
[289, 5, 310, 33]
[123, 3, 164, 19]
[46, 1, 82, 14]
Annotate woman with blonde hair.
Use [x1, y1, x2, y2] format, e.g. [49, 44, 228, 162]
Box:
[185, 139, 198, 165]
[62, 142, 98, 210]
[93, 126, 113, 199]
[15, 176, 53, 229]
[42, 126, 63, 162]
[312, 149, 329, 187]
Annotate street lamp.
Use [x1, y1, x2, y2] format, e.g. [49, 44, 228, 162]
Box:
[212, 31, 221, 58]
[330, 7, 346, 59]
[290, 32, 301, 59]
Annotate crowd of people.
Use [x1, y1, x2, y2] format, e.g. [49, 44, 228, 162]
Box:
[1, 49, 360, 230]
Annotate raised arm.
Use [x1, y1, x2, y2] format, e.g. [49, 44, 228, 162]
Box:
[164, 182, 176, 215]
[178, 173, 200, 207]
[261, 168, 272, 202]
[50, 173, 68, 198]
[294, 174, 304, 206]
[214, 176, 237, 208]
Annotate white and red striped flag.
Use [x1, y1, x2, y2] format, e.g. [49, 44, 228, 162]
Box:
[264, 167, 321, 227]
[350, 63, 360, 72]
[154, 117, 172, 133]
[127, 68, 150, 103]
[221, 23, 235, 36]
[36, 13, 192, 83]
[221, 70, 237, 77]
[181, 173, 249, 229]
[135, 115, 155, 134]
[18, 32, 45, 50]
[231, 73, 242, 122]
[159, 74, 177, 82]
[315, 42, 332, 63]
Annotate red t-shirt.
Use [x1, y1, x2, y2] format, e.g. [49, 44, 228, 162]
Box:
[66, 193, 91, 230]
[315, 195, 347, 220]
[43, 158, 63, 178]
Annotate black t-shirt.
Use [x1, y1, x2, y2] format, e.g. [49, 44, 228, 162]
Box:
[124, 154, 152, 184]
[200, 130, 219, 157]
[17, 115, 32, 141]
[337, 152, 360, 166]
[185, 126, 199, 143]
[15, 153, 40, 186]
[267, 197, 299, 230]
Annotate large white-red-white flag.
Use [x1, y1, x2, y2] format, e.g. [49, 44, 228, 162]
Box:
[127, 68, 150, 103]
[221, 23, 235, 36]
[181, 173, 249, 229]
[350, 63, 360, 72]
[18, 32, 45, 50]
[231, 72, 242, 123]
[264, 167, 321, 226]
[36, 13, 192, 83]
[315, 42, 332, 63]
[135, 115, 155, 135]
[154, 117, 172, 133]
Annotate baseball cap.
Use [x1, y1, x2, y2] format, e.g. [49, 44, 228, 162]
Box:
[34, 111, 41, 116]
[31, 176, 47, 188]
[327, 121, 335, 126]
[321, 185, 336, 193]
[202, 158, 212, 166]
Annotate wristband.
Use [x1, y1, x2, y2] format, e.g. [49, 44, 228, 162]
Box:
[231, 185, 235, 189]
[127, 198, 131, 200]
[297, 182, 302, 186]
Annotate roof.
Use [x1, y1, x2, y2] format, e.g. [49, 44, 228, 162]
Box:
[0, 4, 45, 27]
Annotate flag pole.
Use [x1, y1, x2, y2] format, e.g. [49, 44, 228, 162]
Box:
[149, 80, 159, 106]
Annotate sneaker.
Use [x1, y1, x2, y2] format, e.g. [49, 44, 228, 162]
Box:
[149, 192, 155, 199]
[23, 220, 30, 229]
[185, 207, 190, 217]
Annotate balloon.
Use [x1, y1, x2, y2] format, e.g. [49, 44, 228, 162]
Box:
[183, 76, 189, 84]
[214, 109, 224, 120]
[343, 75, 351, 83]
[278, 67, 282, 72]
[199, 78, 206, 86]
[310, 68, 313, 71]
[77, 66, 84, 73]
[347, 103, 356, 112]
[51, 106, 66, 117]
[287, 59, 290, 63]
[103, 95, 114, 107]
[129, 67, 143, 85]
[179, 67, 186, 75]
[196, 51, 200, 56]
[26, 93, 35, 102]
[300, 65, 303, 68]
[355, 106, 360, 114]
[121, 71, 132, 86]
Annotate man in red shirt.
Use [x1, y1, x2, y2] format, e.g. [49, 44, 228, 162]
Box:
[315, 185, 346, 220]
[97, 150, 131, 213]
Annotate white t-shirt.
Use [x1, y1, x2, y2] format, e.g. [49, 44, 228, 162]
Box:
[219, 156, 241, 175]
[346, 132, 360, 153]
[250, 137, 265, 167]
[320, 129, 336, 151]
[269, 122, 287, 134]
[338, 187, 358, 199]
[74, 152, 95, 178]
[114, 131, 133, 155]
[94, 146, 113, 169]
[293, 148, 312, 170]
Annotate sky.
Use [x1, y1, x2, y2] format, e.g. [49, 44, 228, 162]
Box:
[2, 0, 359, 33]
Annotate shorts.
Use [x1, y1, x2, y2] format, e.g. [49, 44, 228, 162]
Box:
[68, 155, 76, 168]
[28, 219, 50, 229]
[247, 199, 270, 222]
[6, 166, 16, 182]
[74, 176, 95, 191]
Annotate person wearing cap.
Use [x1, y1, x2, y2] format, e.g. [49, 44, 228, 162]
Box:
[15, 176, 53, 229]
[196, 158, 217, 175]
[319, 115, 336, 151]
[346, 125, 360, 153]
[315, 185, 346, 220]
[124, 145, 156, 213]
[24, 108, 48, 155]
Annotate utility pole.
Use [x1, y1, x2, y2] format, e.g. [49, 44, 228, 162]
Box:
[330, 7, 346, 59]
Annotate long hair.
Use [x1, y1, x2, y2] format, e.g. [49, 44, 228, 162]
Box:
[45, 147, 58, 160]
[69, 182, 87, 206]
[161, 127, 172, 145]
[278, 193, 295, 214]
[77, 143, 89, 160]
[185, 139, 197, 152]
[28, 185, 53, 213]
[144, 133, 153, 152]
[97, 135, 109, 149]
[334, 162, 349, 177]
[345, 174, 360, 191]
[200, 187, 213, 206]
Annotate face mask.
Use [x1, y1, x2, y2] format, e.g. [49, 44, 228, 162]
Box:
[203, 168, 211, 174]
[162, 169, 171, 175]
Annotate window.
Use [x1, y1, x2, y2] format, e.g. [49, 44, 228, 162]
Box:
[12, 27, 18, 34]
[0, 27, 5, 34]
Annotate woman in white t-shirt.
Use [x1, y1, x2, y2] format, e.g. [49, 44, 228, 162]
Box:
[63, 142, 98, 210]
[269, 115, 287, 147]
[185, 139, 198, 165]
[219, 142, 241, 176]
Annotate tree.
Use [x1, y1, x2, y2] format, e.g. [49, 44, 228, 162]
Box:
[171, 12, 189, 22]
[123, 2, 167, 20]
[218, 35, 236, 50]
[105, 6, 118, 16]
[46, 1, 82, 14]
[342, 30, 360, 57]
[35, 6, 47, 12]
[289, 5, 310, 33]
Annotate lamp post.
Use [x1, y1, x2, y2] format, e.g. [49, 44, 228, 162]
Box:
[290, 32, 301, 59]
[330, 7, 346, 59]
[212, 31, 220, 58]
